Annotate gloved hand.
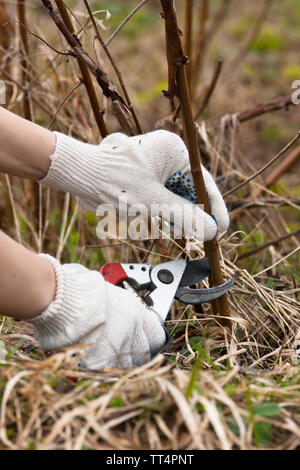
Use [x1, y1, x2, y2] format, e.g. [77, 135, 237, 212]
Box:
[40, 130, 229, 241]
[27, 255, 167, 369]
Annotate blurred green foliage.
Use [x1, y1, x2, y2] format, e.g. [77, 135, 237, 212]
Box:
[137, 80, 168, 103]
[92, 1, 158, 38]
[242, 64, 257, 80]
[282, 64, 300, 80]
[251, 27, 285, 53]
[231, 14, 256, 38]
[260, 125, 288, 141]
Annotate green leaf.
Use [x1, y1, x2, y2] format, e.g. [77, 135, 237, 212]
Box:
[185, 345, 204, 398]
[185, 356, 200, 398]
[254, 422, 272, 446]
[48, 376, 59, 389]
[227, 422, 240, 436]
[109, 397, 125, 407]
[253, 402, 281, 417]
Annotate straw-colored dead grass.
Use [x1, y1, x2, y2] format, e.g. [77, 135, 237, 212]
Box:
[0, 0, 300, 451]
[1, 223, 300, 450]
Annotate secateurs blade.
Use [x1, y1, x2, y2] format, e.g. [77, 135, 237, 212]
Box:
[100, 258, 234, 323]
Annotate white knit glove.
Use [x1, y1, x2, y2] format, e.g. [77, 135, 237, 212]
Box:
[27, 255, 167, 370]
[40, 130, 229, 241]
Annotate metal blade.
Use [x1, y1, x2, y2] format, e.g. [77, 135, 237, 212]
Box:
[146, 259, 187, 323]
[178, 258, 211, 287]
[175, 278, 234, 304]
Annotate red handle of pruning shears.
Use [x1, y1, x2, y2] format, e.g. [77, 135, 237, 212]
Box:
[100, 263, 128, 286]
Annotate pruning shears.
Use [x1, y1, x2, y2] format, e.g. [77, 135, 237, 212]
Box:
[100, 258, 234, 324]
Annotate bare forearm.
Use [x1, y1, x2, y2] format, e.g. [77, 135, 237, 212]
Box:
[0, 106, 55, 179]
[0, 231, 56, 319]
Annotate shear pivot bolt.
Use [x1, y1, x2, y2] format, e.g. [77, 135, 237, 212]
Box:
[157, 269, 174, 284]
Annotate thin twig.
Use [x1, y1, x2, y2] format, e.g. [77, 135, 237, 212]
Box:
[253, 244, 300, 278]
[265, 145, 300, 187]
[210, 94, 294, 130]
[4, 20, 71, 56]
[53, 0, 108, 138]
[105, 0, 149, 46]
[83, 0, 142, 134]
[56, 193, 70, 261]
[223, 131, 300, 198]
[194, 56, 223, 120]
[0, 67, 60, 117]
[238, 95, 294, 123]
[237, 228, 300, 261]
[48, 80, 82, 129]
[41, 0, 130, 134]
[172, 104, 181, 123]
[229, 197, 300, 211]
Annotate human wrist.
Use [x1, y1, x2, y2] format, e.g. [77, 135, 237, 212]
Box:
[34, 130, 57, 180]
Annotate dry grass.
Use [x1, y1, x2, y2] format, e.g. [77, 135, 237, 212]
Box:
[0, 0, 300, 450]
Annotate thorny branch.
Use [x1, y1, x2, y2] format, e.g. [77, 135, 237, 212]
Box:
[83, 0, 142, 135]
[53, 0, 108, 138]
[209, 94, 295, 130]
[41, 0, 134, 135]
[238, 94, 294, 123]
[161, 1, 185, 112]
[5, 20, 70, 57]
[161, 0, 230, 324]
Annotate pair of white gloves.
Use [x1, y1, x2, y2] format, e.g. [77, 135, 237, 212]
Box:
[28, 130, 229, 369]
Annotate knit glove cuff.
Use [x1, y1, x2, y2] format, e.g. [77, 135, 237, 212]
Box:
[39, 132, 107, 203]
